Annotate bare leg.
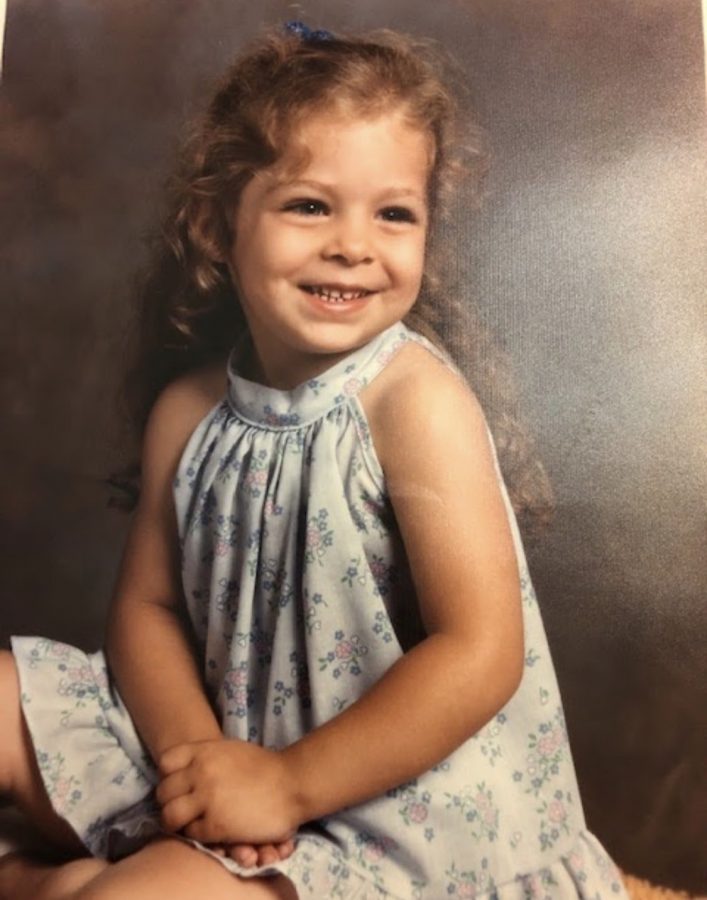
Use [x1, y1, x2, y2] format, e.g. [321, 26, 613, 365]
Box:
[1, 652, 299, 898]
[0, 650, 85, 854]
[0, 853, 108, 900]
[73, 838, 298, 900]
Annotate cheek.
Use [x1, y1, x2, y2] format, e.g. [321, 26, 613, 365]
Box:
[395, 238, 426, 285]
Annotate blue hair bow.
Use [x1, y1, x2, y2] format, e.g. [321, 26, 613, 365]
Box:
[284, 20, 334, 42]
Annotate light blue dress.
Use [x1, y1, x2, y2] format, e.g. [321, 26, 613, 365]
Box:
[12, 322, 628, 899]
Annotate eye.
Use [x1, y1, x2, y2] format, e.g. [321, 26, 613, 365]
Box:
[379, 206, 418, 224]
[283, 198, 329, 216]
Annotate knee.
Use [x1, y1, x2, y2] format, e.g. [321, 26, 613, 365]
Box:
[0, 650, 22, 790]
[0, 649, 19, 695]
[44, 857, 109, 899]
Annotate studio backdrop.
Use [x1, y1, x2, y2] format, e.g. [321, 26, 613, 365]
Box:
[0, 0, 704, 893]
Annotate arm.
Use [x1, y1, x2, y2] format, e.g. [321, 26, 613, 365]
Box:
[284, 354, 525, 821]
[158, 350, 524, 843]
[105, 374, 223, 763]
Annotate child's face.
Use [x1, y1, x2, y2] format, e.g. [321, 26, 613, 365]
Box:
[227, 108, 431, 387]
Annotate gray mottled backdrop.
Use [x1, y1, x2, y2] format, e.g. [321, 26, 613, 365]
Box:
[1, 0, 705, 892]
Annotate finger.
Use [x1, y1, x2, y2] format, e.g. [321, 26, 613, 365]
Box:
[256, 844, 281, 867]
[275, 837, 295, 860]
[155, 769, 193, 807]
[183, 817, 216, 845]
[161, 793, 203, 833]
[158, 743, 195, 776]
[228, 844, 259, 868]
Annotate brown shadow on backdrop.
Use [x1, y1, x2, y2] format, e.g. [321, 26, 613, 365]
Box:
[0, 0, 705, 892]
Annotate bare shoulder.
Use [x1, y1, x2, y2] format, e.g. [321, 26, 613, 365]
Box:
[149, 358, 227, 435]
[140, 357, 228, 493]
[361, 341, 490, 475]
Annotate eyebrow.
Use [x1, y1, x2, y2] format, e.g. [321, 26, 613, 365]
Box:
[267, 178, 426, 203]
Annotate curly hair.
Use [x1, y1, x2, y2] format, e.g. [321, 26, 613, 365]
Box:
[114, 25, 553, 534]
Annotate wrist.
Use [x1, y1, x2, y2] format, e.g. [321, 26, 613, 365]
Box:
[280, 739, 322, 826]
[153, 723, 223, 763]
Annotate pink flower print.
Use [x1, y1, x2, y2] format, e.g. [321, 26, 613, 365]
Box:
[233, 687, 247, 707]
[263, 498, 283, 517]
[360, 834, 396, 863]
[548, 799, 566, 823]
[67, 664, 91, 682]
[306, 526, 321, 549]
[343, 376, 363, 396]
[335, 640, 354, 661]
[457, 884, 476, 899]
[363, 842, 384, 863]
[537, 735, 556, 757]
[225, 669, 247, 689]
[54, 778, 73, 803]
[568, 850, 584, 870]
[483, 807, 497, 826]
[214, 539, 230, 557]
[49, 642, 71, 659]
[246, 469, 267, 487]
[408, 803, 428, 824]
[475, 791, 490, 811]
[369, 557, 387, 579]
[527, 874, 542, 897]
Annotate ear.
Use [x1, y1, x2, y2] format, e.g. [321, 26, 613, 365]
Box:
[188, 198, 230, 263]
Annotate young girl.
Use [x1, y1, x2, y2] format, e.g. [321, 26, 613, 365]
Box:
[0, 23, 629, 900]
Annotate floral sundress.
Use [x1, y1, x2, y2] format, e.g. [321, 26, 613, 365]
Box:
[12, 321, 628, 899]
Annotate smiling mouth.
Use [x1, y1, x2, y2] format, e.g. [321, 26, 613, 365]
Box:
[300, 285, 374, 303]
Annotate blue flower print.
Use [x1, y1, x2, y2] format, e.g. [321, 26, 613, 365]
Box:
[341, 557, 369, 589]
[396, 784, 432, 827]
[36, 749, 82, 816]
[517, 868, 560, 899]
[262, 405, 300, 428]
[258, 559, 295, 610]
[247, 622, 274, 666]
[263, 496, 284, 518]
[368, 554, 397, 597]
[187, 486, 217, 533]
[350, 490, 393, 538]
[445, 858, 495, 898]
[536, 788, 573, 851]
[525, 647, 541, 668]
[211, 513, 240, 558]
[520, 568, 538, 607]
[372, 610, 394, 643]
[304, 508, 334, 566]
[306, 377, 323, 395]
[525, 708, 568, 795]
[473, 711, 508, 767]
[240, 448, 270, 497]
[214, 577, 240, 618]
[352, 831, 398, 887]
[302, 590, 328, 634]
[223, 661, 254, 718]
[319, 630, 369, 678]
[445, 782, 499, 842]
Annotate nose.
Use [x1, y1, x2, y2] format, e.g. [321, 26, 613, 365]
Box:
[321, 213, 374, 266]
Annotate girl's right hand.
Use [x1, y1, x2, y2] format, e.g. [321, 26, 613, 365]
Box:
[211, 837, 296, 868]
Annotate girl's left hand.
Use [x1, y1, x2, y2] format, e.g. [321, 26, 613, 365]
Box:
[156, 738, 299, 845]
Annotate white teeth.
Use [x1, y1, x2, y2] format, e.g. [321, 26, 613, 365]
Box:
[304, 286, 369, 302]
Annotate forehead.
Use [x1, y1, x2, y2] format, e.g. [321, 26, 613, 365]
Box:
[270, 109, 434, 191]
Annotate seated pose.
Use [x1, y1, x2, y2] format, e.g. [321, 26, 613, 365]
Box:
[0, 22, 629, 900]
